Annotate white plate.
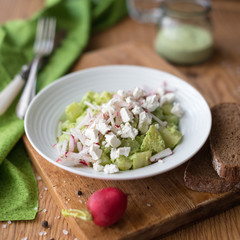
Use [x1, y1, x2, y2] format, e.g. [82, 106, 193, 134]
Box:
[25, 65, 211, 180]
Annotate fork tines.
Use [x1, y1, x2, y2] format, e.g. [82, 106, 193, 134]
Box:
[35, 17, 56, 54]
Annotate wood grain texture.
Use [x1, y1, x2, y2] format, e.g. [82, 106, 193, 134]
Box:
[23, 42, 240, 240]
[23, 132, 240, 240]
[0, 0, 240, 239]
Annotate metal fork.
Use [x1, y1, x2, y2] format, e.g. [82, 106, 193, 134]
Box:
[16, 17, 56, 119]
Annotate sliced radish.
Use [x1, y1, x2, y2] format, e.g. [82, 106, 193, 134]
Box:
[150, 148, 173, 162]
[53, 142, 62, 156]
[60, 140, 68, 157]
[108, 110, 115, 127]
[77, 114, 90, 129]
[69, 134, 75, 152]
[84, 101, 99, 110]
[77, 141, 82, 152]
[148, 112, 168, 127]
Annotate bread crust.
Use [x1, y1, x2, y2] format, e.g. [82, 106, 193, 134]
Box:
[210, 103, 240, 182]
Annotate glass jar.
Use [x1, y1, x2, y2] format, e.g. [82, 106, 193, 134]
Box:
[154, 0, 213, 65]
[127, 0, 214, 65]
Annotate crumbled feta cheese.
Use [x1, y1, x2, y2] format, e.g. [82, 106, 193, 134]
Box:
[85, 129, 99, 143]
[89, 122, 96, 129]
[63, 229, 68, 235]
[133, 87, 145, 99]
[89, 144, 102, 160]
[160, 93, 175, 105]
[116, 130, 122, 136]
[125, 96, 136, 104]
[126, 96, 135, 103]
[37, 176, 42, 181]
[120, 108, 133, 122]
[101, 104, 109, 114]
[118, 147, 131, 157]
[121, 122, 138, 140]
[171, 102, 184, 117]
[154, 123, 160, 129]
[138, 112, 152, 134]
[2, 224, 7, 229]
[111, 148, 119, 160]
[8, 221, 11, 225]
[93, 161, 104, 172]
[110, 148, 119, 160]
[96, 121, 110, 135]
[117, 89, 127, 98]
[132, 105, 143, 115]
[142, 95, 159, 112]
[110, 147, 131, 160]
[84, 139, 92, 146]
[104, 164, 119, 174]
[105, 133, 121, 148]
[101, 100, 116, 114]
[21, 238, 27, 240]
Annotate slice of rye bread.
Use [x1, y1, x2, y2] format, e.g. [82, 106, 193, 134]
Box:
[184, 142, 240, 193]
[210, 103, 240, 182]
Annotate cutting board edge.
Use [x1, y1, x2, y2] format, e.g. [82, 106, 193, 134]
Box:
[121, 192, 240, 240]
[23, 135, 240, 240]
[23, 42, 240, 240]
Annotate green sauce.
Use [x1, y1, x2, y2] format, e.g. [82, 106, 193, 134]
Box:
[154, 24, 213, 65]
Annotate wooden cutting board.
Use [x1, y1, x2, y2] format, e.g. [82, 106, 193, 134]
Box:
[23, 42, 240, 240]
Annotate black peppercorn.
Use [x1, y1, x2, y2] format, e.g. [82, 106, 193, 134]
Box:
[41, 220, 48, 228]
[78, 190, 83, 196]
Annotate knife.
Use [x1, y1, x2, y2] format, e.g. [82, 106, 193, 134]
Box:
[0, 65, 30, 115]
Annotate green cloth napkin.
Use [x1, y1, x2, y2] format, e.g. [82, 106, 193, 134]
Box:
[0, 0, 127, 221]
[0, 141, 38, 220]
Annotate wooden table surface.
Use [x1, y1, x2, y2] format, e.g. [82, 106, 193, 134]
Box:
[0, 0, 240, 240]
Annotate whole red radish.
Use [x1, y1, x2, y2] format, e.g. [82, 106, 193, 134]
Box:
[62, 187, 128, 227]
[87, 187, 128, 227]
